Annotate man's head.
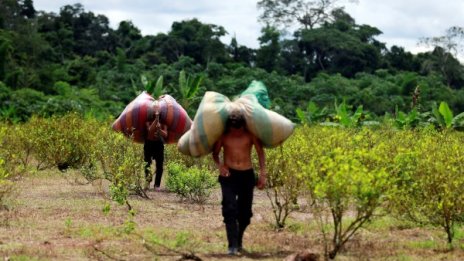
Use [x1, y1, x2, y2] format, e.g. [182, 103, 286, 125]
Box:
[226, 109, 246, 130]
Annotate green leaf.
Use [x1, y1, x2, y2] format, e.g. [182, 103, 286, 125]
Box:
[438, 101, 453, 128]
[295, 108, 306, 124]
[307, 101, 318, 114]
[451, 112, 464, 127]
[406, 108, 418, 124]
[432, 102, 445, 128]
[130, 78, 139, 96]
[152, 76, 164, 98]
[155, 75, 163, 91]
[395, 111, 406, 125]
[352, 105, 363, 123]
[336, 100, 351, 127]
[179, 70, 187, 97]
[186, 75, 203, 98]
[141, 75, 149, 90]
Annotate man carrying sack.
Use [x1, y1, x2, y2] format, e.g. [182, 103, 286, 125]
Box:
[212, 108, 267, 255]
[144, 101, 168, 191]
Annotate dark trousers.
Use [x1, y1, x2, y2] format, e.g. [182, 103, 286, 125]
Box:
[144, 139, 164, 187]
[219, 168, 255, 249]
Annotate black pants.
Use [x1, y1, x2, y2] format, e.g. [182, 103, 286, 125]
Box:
[144, 139, 164, 187]
[219, 168, 255, 249]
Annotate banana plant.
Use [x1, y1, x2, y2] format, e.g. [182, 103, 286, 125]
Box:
[177, 70, 203, 111]
[0, 105, 20, 124]
[335, 100, 363, 128]
[132, 75, 166, 98]
[322, 100, 363, 128]
[320, 100, 379, 128]
[295, 101, 329, 125]
[394, 107, 422, 129]
[431, 101, 464, 130]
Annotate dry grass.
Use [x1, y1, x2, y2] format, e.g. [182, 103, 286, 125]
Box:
[0, 170, 463, 260]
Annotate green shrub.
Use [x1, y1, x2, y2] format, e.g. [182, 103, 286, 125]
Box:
[94, 129, 147, 203]
[265, 127, 306, 229]
[0, 158, 14, 210]
[0, 125, 16, 210]
[27, 113, 100, 171]
[390, 129, 464, 245]
[0, 123, 31, 177]
[166, 162, 217, 204]
[165, 145, 216, 171]
[296, 126, 395, 259]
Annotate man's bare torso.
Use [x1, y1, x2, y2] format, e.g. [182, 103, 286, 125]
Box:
[222, 128, 254, 170]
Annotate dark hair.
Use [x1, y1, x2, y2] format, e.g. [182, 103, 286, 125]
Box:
[226, 110, 245, 130]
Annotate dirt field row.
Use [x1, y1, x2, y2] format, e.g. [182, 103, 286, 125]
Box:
[0, 171, 463, 260]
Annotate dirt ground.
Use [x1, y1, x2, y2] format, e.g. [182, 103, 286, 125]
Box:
[0, 171, 463, 261]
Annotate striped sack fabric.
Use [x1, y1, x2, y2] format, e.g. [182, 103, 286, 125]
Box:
[112, 92, 191, 144]
[177, 91, 294, 157]
[158, 94, 192, 144]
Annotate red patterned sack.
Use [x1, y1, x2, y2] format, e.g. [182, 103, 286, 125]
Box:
[158, 94, 192, 144]
[112, 92, 156, 143]
[112, 92, 191, 144]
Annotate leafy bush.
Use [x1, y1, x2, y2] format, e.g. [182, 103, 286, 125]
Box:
[265, 128, 306, 229]
[28, 113, 100, 171]
[6, 88, 47, 121]
[390, 129, 464, 245]
[0, 125, 16, 210]
[93, 128, 147, 203]
[293, 126, 395, 259]
[0, 158, 14, 210]
[165, 145, 216, 171]
[0, 123, 32, 177]
[166, 162, 217, 204]
[267, 124, 464, 257]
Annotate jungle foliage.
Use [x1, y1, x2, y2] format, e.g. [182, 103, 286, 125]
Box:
[1, 1, 464, 123]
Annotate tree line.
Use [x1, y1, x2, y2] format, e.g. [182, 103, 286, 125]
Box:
[1, 0, 464, 122]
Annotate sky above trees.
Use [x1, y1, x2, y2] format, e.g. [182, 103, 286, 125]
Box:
[33, 0, 464, 55]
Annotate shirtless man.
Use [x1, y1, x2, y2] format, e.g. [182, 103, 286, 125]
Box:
[212, 109, 266, 255]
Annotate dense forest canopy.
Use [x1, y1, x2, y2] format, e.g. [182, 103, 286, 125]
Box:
[1, 0, 464, 122]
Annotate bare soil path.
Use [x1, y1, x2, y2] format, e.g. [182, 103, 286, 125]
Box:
[0, 171, 463, 260]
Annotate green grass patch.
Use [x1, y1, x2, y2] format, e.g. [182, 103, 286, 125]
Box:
[407, 239, 440, 249]
[284, 219, 318, 235]
[142, 228, 203, 253]
[7, 256, 43, 261]
[453, 226, 464, 240]
[367, 216, 416, 231]
[286, 220, 305, 234]
[73, 223, 121, 239]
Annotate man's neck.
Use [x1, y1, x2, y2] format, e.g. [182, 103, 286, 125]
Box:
[228, 127, 246, 135]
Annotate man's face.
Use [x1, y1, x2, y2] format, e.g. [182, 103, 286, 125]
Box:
[227, 111, 245, 129]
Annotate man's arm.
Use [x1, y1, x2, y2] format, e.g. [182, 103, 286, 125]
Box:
[147, 120, 168, 140]
[212, 140, 221, 166]
[158, 124, 168, 139]
[212, 138, 229, 177]
[253, 136, 266, 190]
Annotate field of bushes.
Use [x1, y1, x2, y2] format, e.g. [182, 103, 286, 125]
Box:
[1, 114, 464, 260]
